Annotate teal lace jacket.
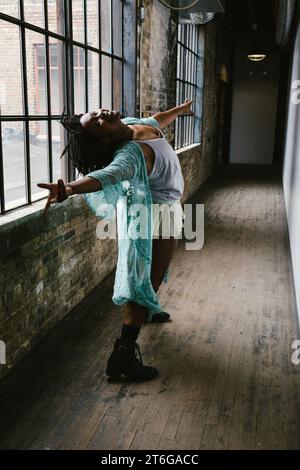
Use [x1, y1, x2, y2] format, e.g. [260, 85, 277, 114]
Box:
[84, 116, 164, 320]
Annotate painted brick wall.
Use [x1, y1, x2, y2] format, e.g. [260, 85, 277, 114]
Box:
[0, 2, 221, 381]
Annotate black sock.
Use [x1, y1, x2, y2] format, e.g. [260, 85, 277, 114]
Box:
[120, 324, 141, 343]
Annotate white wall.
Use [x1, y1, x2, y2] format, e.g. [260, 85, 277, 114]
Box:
[230, 44, 280, 165]
[283, 22, 300, 323]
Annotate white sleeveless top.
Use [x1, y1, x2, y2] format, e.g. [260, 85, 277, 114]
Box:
[133, 128, 184, 203]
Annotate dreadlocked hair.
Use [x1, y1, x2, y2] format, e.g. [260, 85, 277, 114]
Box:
[59, 113, 119, 175]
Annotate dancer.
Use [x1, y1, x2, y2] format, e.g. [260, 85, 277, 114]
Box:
[38, 99, 194, 382]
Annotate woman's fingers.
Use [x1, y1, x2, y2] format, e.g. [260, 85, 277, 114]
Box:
[57, 179, 67, 203]
[43, 192, 57, 217]
[38, 179, 67, 216]
[183, 99, 194, 116]
[37, 182, 53, 191]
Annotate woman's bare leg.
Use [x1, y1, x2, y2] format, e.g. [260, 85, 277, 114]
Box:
[151, 237, 178, 292]
[122, 237, 178, 326]
[106, 237, 178, 381]
[123, 302, 148, 327]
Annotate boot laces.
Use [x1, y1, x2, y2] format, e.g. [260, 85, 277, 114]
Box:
[134, 342, 144, 365]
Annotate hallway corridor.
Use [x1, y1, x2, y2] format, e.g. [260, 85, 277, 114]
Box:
[0, 174, 299, 450]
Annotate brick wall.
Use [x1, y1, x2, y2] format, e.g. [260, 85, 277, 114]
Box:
[200, 20, 220, 183]
[138, 2, 220, 200]
[0, 2, 221, 381]
[137, 0, 177, 145]
[0, 197, 117, 380]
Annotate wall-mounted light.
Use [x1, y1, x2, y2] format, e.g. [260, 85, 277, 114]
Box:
[247, 54, 267, 62]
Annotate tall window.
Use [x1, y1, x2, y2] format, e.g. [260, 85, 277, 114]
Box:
[175, 23, 205, 150]
[0, 0, 130, 214]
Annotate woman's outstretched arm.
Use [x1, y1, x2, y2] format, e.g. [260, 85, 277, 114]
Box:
[37, 143, 139, 216]
[37, 177, 101, 216]
[152, 99, 194, 129]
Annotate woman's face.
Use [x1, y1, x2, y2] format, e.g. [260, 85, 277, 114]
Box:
[80, 109, 126, 145]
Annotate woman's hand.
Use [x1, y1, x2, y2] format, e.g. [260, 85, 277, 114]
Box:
[179, 99, 195, 116]
[153, 99, 195, 129]
[37, 179, 72, 216]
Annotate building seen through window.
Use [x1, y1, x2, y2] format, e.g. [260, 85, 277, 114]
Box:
[0, 0, 124, 213]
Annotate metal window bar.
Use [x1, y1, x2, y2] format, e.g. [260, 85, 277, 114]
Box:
[0, 0, 126, 215]
[84, 0, 88, 113]
[19, 0, 32, 206]
[175, 23, 201, 150]
[98, 0, 102, 108]
[121, 0, 124, 115]
[111, 0, 114, 110]
[44, 0, 53, 184]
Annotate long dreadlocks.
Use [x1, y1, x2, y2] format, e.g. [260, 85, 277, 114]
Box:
[59, 113, 119, 175]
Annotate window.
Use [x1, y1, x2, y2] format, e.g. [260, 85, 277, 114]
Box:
[175, 23, 205, 150]
[0, 0, 133, 214]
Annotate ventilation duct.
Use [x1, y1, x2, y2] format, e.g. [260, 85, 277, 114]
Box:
[275, 0, 296, 46]
[158, 1, 225, 24]
[179, 12, 216, 24]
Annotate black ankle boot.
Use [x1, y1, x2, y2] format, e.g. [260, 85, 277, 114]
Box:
[146, 311, 171, 323]
[105, 338, 159, 382]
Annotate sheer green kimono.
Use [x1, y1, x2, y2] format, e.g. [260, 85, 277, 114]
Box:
[84, 117, 164, 320]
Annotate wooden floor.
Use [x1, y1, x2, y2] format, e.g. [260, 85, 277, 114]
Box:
[1, 174, 300, 450]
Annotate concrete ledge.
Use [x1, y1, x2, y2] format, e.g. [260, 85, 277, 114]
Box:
[0, 194, 84, 229]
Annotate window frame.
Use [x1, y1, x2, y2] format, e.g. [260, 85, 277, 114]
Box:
[0, 0, 134, 216]
[175, 23, 205, 150]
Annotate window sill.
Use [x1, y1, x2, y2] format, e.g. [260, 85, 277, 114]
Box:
[176, 142, 201, 155]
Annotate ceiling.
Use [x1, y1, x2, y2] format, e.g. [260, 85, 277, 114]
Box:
[221, 0, 277, 42]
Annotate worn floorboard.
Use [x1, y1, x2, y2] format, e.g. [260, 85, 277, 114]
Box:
[0, 175, 300, 450]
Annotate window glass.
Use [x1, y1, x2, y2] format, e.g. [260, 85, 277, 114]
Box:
[27, 32, 47, 115]
[0, 0, 19, 18]
[2, 122, 27, 210]
[113, 59, 122, 111]
[101, 0, 112, 53]
[113, 0, 122, 57]
[48, 0, 65, 35]
[86, 0, 99, 48]
[49, 40, 66, 115]
[73, 47, 86, 114]
[24, 0, 45, 28]
[0, 0, 128, 213]
[101, 55, 112, 108]
[0, 20, 24, 115]
[72, 0, 85, 44]
[88, 51, 100, 111]
[52, 121, 64, 182]
[29, 121, 49, 200]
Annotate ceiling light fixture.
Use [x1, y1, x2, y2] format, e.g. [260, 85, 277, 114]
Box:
[247, 54, 267, 62]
